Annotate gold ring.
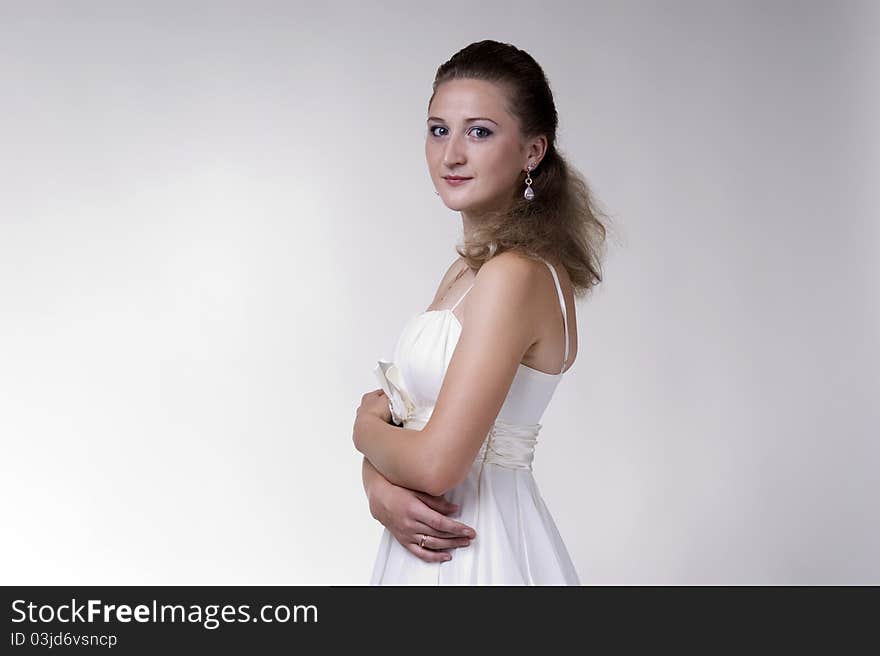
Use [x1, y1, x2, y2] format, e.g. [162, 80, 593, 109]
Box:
[419, 534, 427, 548]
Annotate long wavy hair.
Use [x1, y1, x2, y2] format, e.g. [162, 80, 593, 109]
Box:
[429, 40, 612, 298]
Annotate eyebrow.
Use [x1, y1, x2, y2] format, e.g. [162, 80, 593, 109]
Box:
[426, 116, 499, 125]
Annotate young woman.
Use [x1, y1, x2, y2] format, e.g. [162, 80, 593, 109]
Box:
[353, 40, 608, 584]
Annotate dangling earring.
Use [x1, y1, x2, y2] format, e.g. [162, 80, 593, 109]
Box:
[434, 190, 440, 195]
[524, 164, 535, 200]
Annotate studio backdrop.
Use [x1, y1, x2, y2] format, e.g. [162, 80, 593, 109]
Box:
[0, 0, 877, 584]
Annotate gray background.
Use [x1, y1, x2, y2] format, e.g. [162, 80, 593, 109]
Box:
[1, 1, 877, 584]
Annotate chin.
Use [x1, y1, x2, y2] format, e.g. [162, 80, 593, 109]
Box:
[442, 198, 478, 212]
[439, 192, 488, 211]
[441, 200, 466, 211]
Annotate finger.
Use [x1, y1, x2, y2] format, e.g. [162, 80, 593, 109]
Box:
[414, 533, 471, 551]
[404, 542, 452, 564]
[410, 519, 466, 540]
[415, 512, 476, 539]
[414, 491, 459, 514]
[411, 494, 473, 537]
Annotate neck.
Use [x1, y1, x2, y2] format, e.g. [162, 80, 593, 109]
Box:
[459, 186, 519, 243]
[459, 199, 502, 243]
[460, 210, 478, 243]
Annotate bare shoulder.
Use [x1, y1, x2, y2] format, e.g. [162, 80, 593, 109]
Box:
[465, 251, 547, 332]
[473, 250, 578, 373]
[474, 250, 546, 296]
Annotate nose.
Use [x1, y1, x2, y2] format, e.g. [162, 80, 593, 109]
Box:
[442, 131, 466, 169]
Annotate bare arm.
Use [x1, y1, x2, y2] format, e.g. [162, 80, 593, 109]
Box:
[355, 252, 541, 497]
[354, 413, 436, 493]
[362, 454, 476, 563]
[357, 256, 483, 561]
[354, 257, 470, 493]
[362, 456, 377, 501]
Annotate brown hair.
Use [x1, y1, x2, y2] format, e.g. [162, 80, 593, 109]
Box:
[428, 40, 612, 298]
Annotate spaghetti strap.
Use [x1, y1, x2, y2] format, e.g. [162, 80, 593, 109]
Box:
[450, 283, 474, 311]
[538, 258, 570, 374]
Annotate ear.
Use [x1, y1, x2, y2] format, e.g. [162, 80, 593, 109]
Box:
[526, 134, 548, 170]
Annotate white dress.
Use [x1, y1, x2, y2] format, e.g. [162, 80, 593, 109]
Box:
[369, 257, 581, 585]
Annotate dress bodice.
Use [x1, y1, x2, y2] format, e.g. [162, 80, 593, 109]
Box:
[374, 256, 571, 448]
[392, 307, 564, 427]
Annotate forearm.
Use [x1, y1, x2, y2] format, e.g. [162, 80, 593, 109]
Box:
[362, 456, 385, 501]
[355, 414, 437, 493]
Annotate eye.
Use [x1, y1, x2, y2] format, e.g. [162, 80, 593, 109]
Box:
[427, 125, 493, 139]
[469, 126, 492, 139]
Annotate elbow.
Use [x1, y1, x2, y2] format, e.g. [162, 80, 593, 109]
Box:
[419, 426, 470, 497]
[423, 476, 449, 498]
[423, 479, 451, 498]
[422, 462, 468, 498]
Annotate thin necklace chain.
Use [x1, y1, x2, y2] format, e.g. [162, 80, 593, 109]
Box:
[436, 261, 470, 308]
[446, 263, 468, 302]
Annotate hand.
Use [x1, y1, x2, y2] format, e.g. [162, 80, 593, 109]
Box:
[370, 479, 476, 564]
[357, 388, 392, 425]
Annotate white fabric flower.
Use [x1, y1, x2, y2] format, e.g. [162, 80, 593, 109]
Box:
[373, 359, 416, 426]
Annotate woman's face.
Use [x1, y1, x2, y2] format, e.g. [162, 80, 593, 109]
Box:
[426, 78, 533, 216]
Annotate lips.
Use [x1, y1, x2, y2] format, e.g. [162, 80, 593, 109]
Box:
[443, 176, 472, 186]
[444, 176, 472, 180]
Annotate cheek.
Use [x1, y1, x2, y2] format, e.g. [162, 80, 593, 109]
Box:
[484, 153, 518, 185]
[425, 144, 444, 169]
[489, 146, 517, 169]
